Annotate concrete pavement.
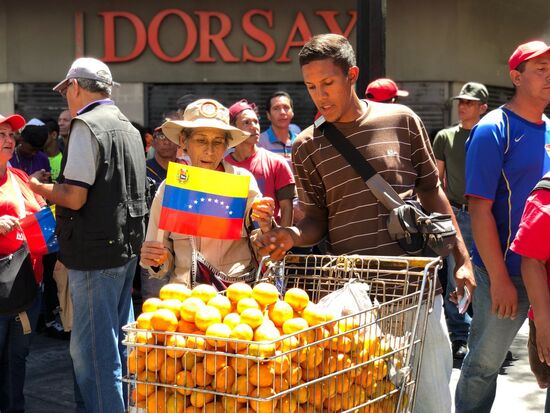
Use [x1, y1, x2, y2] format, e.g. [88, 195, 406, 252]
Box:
[22, 320, 547, 412]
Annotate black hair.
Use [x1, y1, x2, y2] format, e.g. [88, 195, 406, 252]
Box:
[266, 91, 293, 112]
[298, 33, 356, 75]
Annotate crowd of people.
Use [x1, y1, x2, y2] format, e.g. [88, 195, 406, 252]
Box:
[0, 33, 548, 413]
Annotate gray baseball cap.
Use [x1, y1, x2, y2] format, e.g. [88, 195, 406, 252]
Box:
[53, 57, 118, 94]
[452, 82, 489, 104]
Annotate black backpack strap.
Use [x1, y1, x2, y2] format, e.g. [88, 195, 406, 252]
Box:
[532, 177, 550, 193]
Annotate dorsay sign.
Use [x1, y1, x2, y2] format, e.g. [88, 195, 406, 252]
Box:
[98, 9, 357, 64]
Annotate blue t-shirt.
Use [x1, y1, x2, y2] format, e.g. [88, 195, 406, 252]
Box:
[258, 126, 298, 161]
[465, 107, 550, 276]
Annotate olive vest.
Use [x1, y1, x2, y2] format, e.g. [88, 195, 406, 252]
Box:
[56, 102, 147, 270]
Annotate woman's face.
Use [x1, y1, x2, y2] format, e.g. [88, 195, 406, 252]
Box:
[181, 127, 228, 170]
[0, 124, 16, 166]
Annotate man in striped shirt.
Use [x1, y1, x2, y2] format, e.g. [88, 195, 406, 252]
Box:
[256, 33, 476, 413]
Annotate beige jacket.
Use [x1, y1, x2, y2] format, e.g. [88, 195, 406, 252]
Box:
[143, 161, 261, 287]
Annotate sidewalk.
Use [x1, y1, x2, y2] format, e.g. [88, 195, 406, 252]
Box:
[23, 320, 547, 412]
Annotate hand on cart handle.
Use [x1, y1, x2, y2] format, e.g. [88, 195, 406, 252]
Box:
[254, 226, 297, 260]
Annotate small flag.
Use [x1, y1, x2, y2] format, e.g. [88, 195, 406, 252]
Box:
[19, 205, 59, 255]
[159, 162, 250, 240]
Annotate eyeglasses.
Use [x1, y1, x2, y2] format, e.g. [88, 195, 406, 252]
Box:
[60, 80, 75, 98]
[0, 131, 15, 140]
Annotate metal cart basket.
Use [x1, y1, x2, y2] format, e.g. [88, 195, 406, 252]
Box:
[123, 254, 440, 413]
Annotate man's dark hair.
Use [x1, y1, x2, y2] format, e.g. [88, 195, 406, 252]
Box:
[266, 91, 293, 112]
[41, 118, 60, 135]
[298, 33, 356, 75]
[514, 61, 527, 73]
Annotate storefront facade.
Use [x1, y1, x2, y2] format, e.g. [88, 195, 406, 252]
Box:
[0, 0, 548, 132]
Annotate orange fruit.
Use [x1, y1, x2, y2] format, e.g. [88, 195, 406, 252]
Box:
[142, 297, 163, 313]
[175, 370, 195, 395]
[272, 351, 290, 374]
[159, 356, 183, 384]
[213, 365, 236, 392]
[280, 335, 300, 355]
[302, 303, 328, 327]
[221, 396, 241, 413]
[135, 330, 155, 353]
[180, 297, 207, 323]
[268, 300, 294, 327]
[136, 312, 154, 330]
[300, 345, 324, 370]
[279, 395, 298, 413]
[180, 350, 199, 371]
[146, 348, 166, 372]
[194, 305, 222, 331]
[204, 401, 225, 413]
[146, 388, 166, 413]
[185, 334, 207, 351]
[191, 284, 218, 303]
[150, 308, 178, 332]
[254, 322, 280, 342]
[239, 308, 264, 329]
[190, 388, 215, 407]
[248, 363, 274, 387]
[177, 319, 196, 334]
[249, 387, 276, 413]
[229, 323, 254, 351]
[223, 312, 241, 329]
[251, 282, 279, 306]
[205, 323, 232, 348]
[204, 352, 228, 375]
[191, 362, 213, 387]
[160, 283, 192, 301]
[136, 370, 157, 397]
[282, 317, 309, 335]
[236, 297, 261, 313]
[284, 288, 310, 312]
[207, 295, 232, 319]
[232, 375, 253, 403]
[165, 391, 186, 413]
[160, 299, 184, 319]
[127, 348, 145, 374]
[226, 282, 253, 303]
[229, 353, 253, 375]
[285, 366, 303, 387]
[165, 334, 187, 359]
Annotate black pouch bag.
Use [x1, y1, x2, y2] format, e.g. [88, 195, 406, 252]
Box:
[0, 244, 37, 316]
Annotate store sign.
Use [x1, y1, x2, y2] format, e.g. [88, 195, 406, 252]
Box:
[98, 9, 356, 63]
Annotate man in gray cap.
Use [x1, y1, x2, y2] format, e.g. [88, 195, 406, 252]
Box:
[29, 57, 146, 413]
[433, 82, 488, 359]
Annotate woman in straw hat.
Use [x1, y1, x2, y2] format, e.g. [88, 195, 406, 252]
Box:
[140, 99, 275, 288]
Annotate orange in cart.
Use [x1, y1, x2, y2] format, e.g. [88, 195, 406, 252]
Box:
[267, 300, 294, 327]
[160, 299, 184, 320]
[165, 391, 186, 413]
[204, 352, 228, 375]
[207, 295, 232, 319]
[302, 303, 328, 327]
[146, 348, 166, 372]
[134, 330, 155, 353]
[213, 365, 236, 391]
[191, 362, 213, 387]
[203, 401, 225, 413]
[180, 297, 206, 323]
[205, 322, 232, 348]
[165, 334, 186, 359]
[159, 356, 182, 384]
[282, 317, 308, 336]
[141, 297, 163, 313]
[136, 312, 154, 330]
[252, 282, 280, 306]
[127, 349, 146, 374]
[236, 297, 261, 313]
[249, 363, 275, 387]
[136, 370, 157, 397]
[159, 283, 191, 301]
[279, 394, 298, 413]
[249, 386, 277, 413]
[283, 288, 310, 312]
[146, 388, 167, 413]
[176, 319, 196, 334]
[223, 312, 241, 329]
[226, 282, 253, 303]
[239, 308, 264, 329]
[190, 388, 215, 408]
[229, 323, 254, 351]
[175, 370, 195, 395]
[191, 284, 218, 303]
[194, 305, 222, 331]
[150, 308, 178, 333]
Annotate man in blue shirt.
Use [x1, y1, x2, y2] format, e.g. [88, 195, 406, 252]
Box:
[455, 40, 550, 413]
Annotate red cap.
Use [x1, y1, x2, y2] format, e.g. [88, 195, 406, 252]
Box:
[365, 78, 409, 102]
[228, 99, 257, 124]
[0, 113, 25, 131]
[509, 41, 550, 70]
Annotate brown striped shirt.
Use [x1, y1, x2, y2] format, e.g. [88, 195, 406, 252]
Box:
[292, 100, 440, 256]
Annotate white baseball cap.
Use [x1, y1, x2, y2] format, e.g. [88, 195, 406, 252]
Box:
[53, 57, 118, 94]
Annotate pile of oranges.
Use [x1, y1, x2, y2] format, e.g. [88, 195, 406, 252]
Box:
[126, 282, 402, 413]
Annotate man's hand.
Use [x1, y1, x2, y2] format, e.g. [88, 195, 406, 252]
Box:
[535, 316, 550, 366]
[0, 215, 19, 235]
[29, 169, 51, 185]
[254, 227, 297, 261]
[449, 258, 476, 313]
[490, 274, 518, 319]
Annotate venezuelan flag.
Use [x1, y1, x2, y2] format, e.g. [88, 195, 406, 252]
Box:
[159, 163, 250, 240]
[19, 205, 59, 255]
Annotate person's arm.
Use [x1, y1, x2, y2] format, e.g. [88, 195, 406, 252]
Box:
[469, 196, 518, 318]
[27, 179, 88, 210]
[436, 160, 446, 185]
[521, 257, 550, 364]
[278, 198, 293, 227]
[417, 185, 476, 302]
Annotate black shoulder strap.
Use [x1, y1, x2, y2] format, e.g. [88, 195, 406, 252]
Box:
[533, 177, 550, 193]
[318, 118, 405, 210]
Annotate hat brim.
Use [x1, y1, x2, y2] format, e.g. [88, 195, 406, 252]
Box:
[162, 119, 250, 149]
[452, 94, 482, 101]
[513, 45, 550, 69]
[0, 114, 26, 131]
[53, 78, 70, 93]
[396, 90, 409, 97]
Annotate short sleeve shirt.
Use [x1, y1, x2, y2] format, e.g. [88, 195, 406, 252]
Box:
[63, 120, 100, 187]
[465, 107, 550, 276]
[510, 184, 550, 319]
[292, 100, 439, 256]
[258, 127, 298, 162]
[432, 125, 470, 205]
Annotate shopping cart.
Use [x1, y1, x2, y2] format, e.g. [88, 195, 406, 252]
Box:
[123, 254, 440, 413]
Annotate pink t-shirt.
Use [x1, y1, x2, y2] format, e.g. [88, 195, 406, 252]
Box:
[225, 148, 295, 222]
[510, 188, 550, 320]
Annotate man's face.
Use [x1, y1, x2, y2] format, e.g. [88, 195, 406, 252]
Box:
[267, 96, 293, 130]
[512, 53, 550, 105]
[152, 131, 178, 160]
[235, 109, 260, 145]
[0, 124, 16, 163]
[457, 99, 486, 125]
[302, 58, 357, 123]
[58, 110, 71, 137]
[18, 140, 37, 158]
